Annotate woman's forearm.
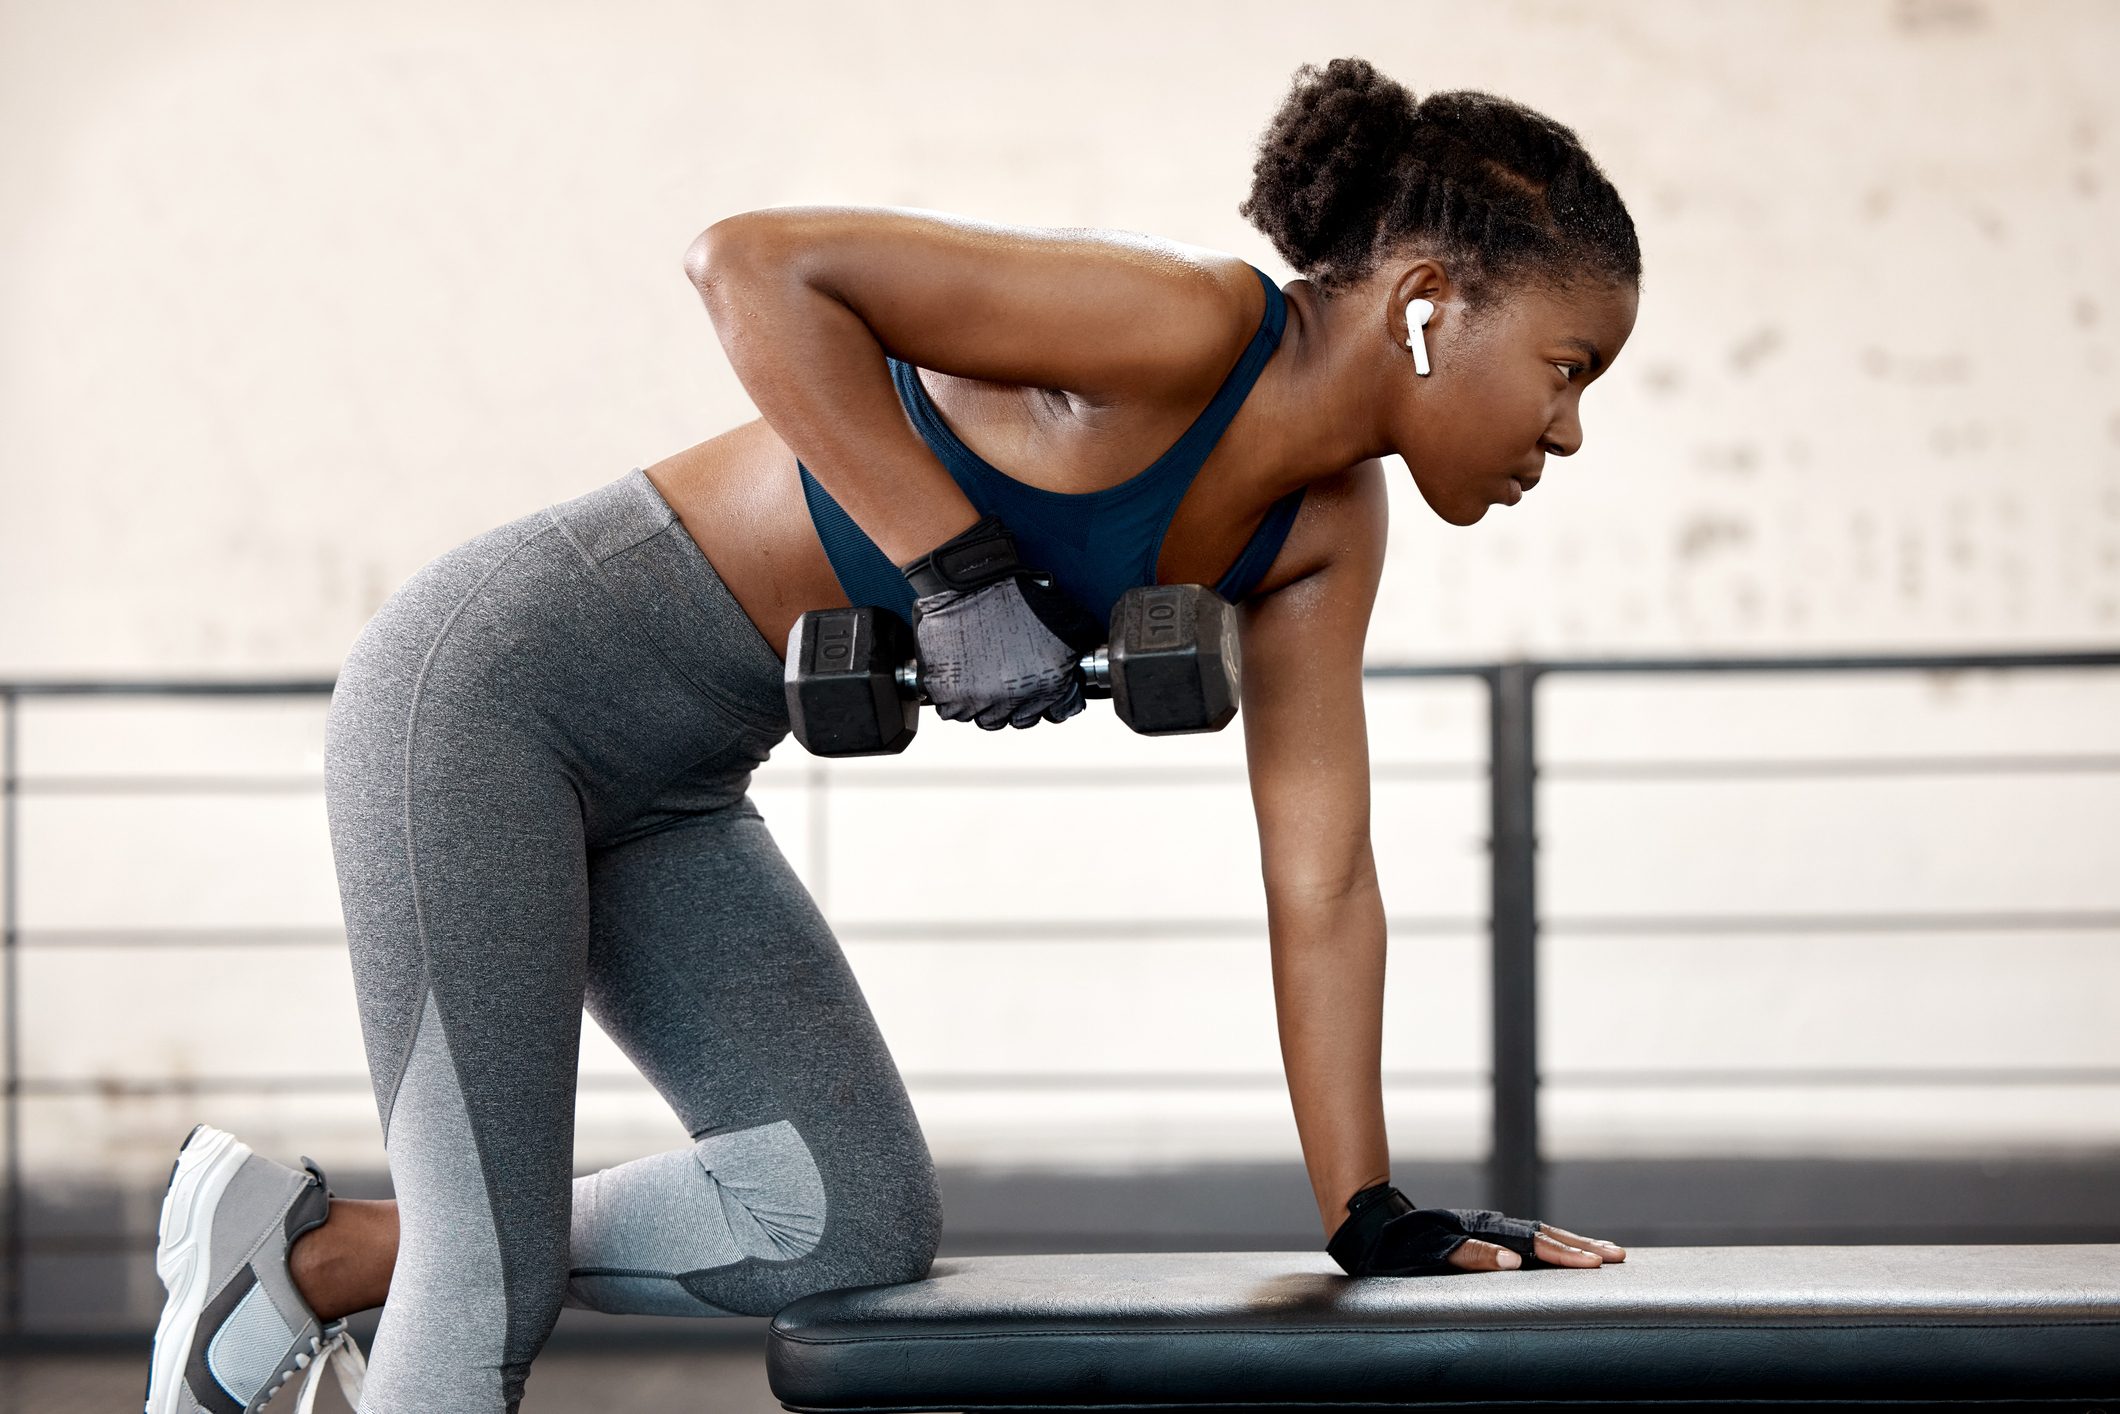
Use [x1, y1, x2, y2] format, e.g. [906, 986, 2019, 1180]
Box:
[1266, 871, 1390, 1241]
[686, 215, 979, 563]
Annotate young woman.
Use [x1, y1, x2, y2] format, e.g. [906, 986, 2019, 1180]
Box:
[145, 57, 1640, 1414]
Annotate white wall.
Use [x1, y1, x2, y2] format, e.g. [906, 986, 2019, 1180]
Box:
[3, 0, 2116, 669]
[1, 0, 2115, 1180]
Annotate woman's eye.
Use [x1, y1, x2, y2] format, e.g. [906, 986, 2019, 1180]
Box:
[1554, 362, 1582, 381]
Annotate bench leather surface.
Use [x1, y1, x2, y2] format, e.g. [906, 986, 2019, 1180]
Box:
[766, 1245, 2120, 1410]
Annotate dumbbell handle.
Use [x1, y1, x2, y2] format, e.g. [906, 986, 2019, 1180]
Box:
[894, 647, 1112, 704]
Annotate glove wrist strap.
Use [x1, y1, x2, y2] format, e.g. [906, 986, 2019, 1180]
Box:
[900, 513, 1023, 597]
[1326, 1180, 1419, 1274]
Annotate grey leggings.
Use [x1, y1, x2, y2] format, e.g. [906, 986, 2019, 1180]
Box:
[323, 469, 941, 1414]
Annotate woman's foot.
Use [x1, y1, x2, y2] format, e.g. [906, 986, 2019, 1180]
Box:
[144, 1125, 368, 1414]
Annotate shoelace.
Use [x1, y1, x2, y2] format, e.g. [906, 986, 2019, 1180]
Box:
[292, 1320, 368, 1414]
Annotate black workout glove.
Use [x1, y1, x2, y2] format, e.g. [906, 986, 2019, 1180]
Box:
[1326, 1180, 1548, 1277]
[899, 513, 1104, 732]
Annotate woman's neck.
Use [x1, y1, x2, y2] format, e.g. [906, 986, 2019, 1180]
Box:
[1240, 277, 1393, 496]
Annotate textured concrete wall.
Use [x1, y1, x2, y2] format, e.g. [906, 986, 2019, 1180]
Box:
[3, 0, 2115, 668]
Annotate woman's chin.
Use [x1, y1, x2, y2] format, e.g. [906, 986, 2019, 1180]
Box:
[1411, 478, 1488, 527]
[1442, 498, 1490, 527]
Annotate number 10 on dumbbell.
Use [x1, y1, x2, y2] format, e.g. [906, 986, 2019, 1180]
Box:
[783, 583, 1242, 757]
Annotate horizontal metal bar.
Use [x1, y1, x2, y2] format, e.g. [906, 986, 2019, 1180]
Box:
[797, 761, 1481, 788]
[1359, 662, 1502, 680]
[12, 1069, 1491, 1097]
[4, 650, 2115, 701]
[1544, 911, 2120, 935]
[18, 1066, 2120, 1099]
[16, 1075, 370, 1096]
[12, 918, 1486, 947]
[18, 911, 2116, 949]
[1547, 1067, 2120, 1088]
[13, 754, 2119, 796]
[834, 916, 1479, 941]
[9, 1074, 670, 1097]
[907, 1069, 1491, 1091]
[1541, 754, 2120, 780]
[1520, 650, 2120, 675]
[15, 928, 349, 948]
[0, 681, 336, 697]
[13, 776, 325, 796]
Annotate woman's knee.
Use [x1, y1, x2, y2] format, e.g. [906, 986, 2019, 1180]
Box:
[701, 1122, 938, 1272]
[835, 1157, 943, 1287]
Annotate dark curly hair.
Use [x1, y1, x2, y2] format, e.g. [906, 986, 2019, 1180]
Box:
[1238, 58, 1640, 304]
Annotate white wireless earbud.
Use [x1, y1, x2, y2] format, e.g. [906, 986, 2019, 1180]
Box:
[1404, 298, 1436, 376]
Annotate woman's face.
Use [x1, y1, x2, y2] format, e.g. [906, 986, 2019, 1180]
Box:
[1381, 271, 1639, 526]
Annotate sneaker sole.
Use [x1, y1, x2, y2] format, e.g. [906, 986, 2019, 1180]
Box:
[146, 1124, 253, 1414]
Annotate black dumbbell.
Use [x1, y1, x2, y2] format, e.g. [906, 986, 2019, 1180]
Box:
[784, 583, 1241, 757]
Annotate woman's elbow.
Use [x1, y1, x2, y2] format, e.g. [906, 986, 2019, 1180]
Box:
[682, 227, 718, 287]
[684, 215, 760, 292]
[685, 212, 819, 319]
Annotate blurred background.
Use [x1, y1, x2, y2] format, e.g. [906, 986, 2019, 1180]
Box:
[2, 0, 2116, 1407]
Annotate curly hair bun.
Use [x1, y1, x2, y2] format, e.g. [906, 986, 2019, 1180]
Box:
[1238, 58, 1420, 289]
[1239, 57, 1641, 299]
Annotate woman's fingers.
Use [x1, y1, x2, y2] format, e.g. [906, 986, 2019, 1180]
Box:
[1531, 1227, 1606, 1266]
[1447, 1238, 1523, 1271]
[1539, 1223, 1627, 1262]
[1447, 1221, 1629, 1273]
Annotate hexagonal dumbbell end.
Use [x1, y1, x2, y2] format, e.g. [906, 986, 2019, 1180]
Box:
[1104, 584, 1241, 735]
[784, 605, 921, 757]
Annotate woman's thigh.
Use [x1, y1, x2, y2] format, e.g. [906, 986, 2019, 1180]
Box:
[320, 466, 817, 1399]
[321, 512, 608, 1403]
[579, 799, 943, 1316]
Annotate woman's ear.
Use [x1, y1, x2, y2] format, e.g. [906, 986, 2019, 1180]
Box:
[1386, 258, 1453, 361]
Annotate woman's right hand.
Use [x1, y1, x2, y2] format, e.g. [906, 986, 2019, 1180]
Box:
[909, 574, 1088, 730]
[899, 511, 1103, 731]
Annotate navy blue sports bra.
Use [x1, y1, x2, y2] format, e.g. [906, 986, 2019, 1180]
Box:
[796, 262, 1307, 628]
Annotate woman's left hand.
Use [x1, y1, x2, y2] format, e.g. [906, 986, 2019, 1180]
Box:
[1326, 1181, 1626, 1276]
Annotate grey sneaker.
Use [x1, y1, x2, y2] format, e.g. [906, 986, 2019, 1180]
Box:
[144, 1124, 368, 1414]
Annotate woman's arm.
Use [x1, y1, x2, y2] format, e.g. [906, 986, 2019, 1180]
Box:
[1237, 458, 1392, 1240]
[685, 205, 1261, 563]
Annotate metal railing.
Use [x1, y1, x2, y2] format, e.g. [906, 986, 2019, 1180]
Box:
[4, 647, 2118, 1334]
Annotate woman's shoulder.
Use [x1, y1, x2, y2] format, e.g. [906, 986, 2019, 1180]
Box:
[1037, 226, 1268, 356]
[1245, 457, 1389, 602]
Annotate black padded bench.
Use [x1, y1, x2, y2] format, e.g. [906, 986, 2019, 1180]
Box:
[767, 1245, 2120, 1411]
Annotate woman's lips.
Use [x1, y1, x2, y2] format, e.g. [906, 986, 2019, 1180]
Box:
[1502, 475, 1524, 505]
